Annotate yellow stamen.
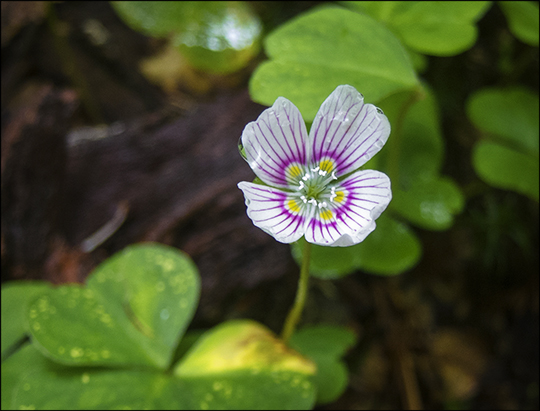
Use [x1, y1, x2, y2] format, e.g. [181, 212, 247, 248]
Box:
[319, 209, 333, 221]
[334, 190, 345, 203]
[288, 199, 302, 214]
[286, 164, 303, 181]
[319, 159, 334, 173]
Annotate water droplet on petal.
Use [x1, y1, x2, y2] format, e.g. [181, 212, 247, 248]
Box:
[376, 107, 384, 115]
[238, 137, 248, 162]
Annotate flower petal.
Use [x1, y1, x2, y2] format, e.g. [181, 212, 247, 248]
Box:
[238, 182, 307, 244]
[309, 85, 390, 178]
[241, 97, 309, 188]
[304, 169, 391, 247]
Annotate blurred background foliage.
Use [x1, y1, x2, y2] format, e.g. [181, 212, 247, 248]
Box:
[1, 1, 538, 410]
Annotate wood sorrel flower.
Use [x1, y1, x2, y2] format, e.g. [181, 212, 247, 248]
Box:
[238, 85, 391, 247]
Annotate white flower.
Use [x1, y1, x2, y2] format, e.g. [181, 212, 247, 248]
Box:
[238, 85, 392, 247]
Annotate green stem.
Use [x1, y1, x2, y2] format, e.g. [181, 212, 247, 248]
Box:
[281, 240, 312, 343]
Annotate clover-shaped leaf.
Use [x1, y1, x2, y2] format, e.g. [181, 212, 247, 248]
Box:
[250, 5, 418, 121]
[289, 325, 356, 405]
[9, 245, 316, 410]
[473, 141, 539, 201]
[112, 1, 261, 74]
[390, 177, 465, 230]
[467, 87, 539, 201]
[111, 1, 187, 36]
[346, 1, 491, 55]
[2, 344, 53, 409]
[499, 1, 539, 46]
[380, 88, 443, 183]
[11, 357, 188, 410]
[28, 243, 200, 368]
[12, 320, 316, 410]
[292, 214, 422, 277]
[175, 320, 317, 410]
[380, 87, 464, 230]
[1, 281, 51, 360]
[467, 87, 539, 156]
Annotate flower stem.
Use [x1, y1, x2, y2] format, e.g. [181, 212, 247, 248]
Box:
[281, 240, 312, 343]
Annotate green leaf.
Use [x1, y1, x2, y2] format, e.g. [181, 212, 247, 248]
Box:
[353, 214, 422, 275]
[376, 85, 464, 230]
[499, 1, 539, 46]
[346, 1, 492, 55]
[111, 1, 188, 37]
[1, 281, 50, 360]
[473, 141, 539, 201]
[1, 344, 52, 410]
[377, 86, 444, 186]
[250, 5, 418, 121]
[390, 177, 465, 230]
[467, 87, 539, 156]
[11, 321, 315, 410]
[112, 1, 262, 74]
[291, 238, 357, 280]
[175, 320, 317, 410]
[292, 214, 422, 277]
[12, 360, 188, 410]
[289, 325, 357, 405]
[170, 1, 262, 74]
[28, 243, 200, 369]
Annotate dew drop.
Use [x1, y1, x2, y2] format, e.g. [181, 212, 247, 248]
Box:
[291, 376, 301, 387]
[158, 259, 174, 272]
[160, 309, 170, 320]
[100, 313, 112, 325]
[70, 347, 84, 358]
[23, 383, 31, 391]
[32, 322, 40, 331]
[238, 138, 248, 162]
[86, 349, 99, 361]
[376, 107, 384, 115]
[81, 373, 90, 384]
[37, 297, 49, 312]
[101, 349, 110, 359]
